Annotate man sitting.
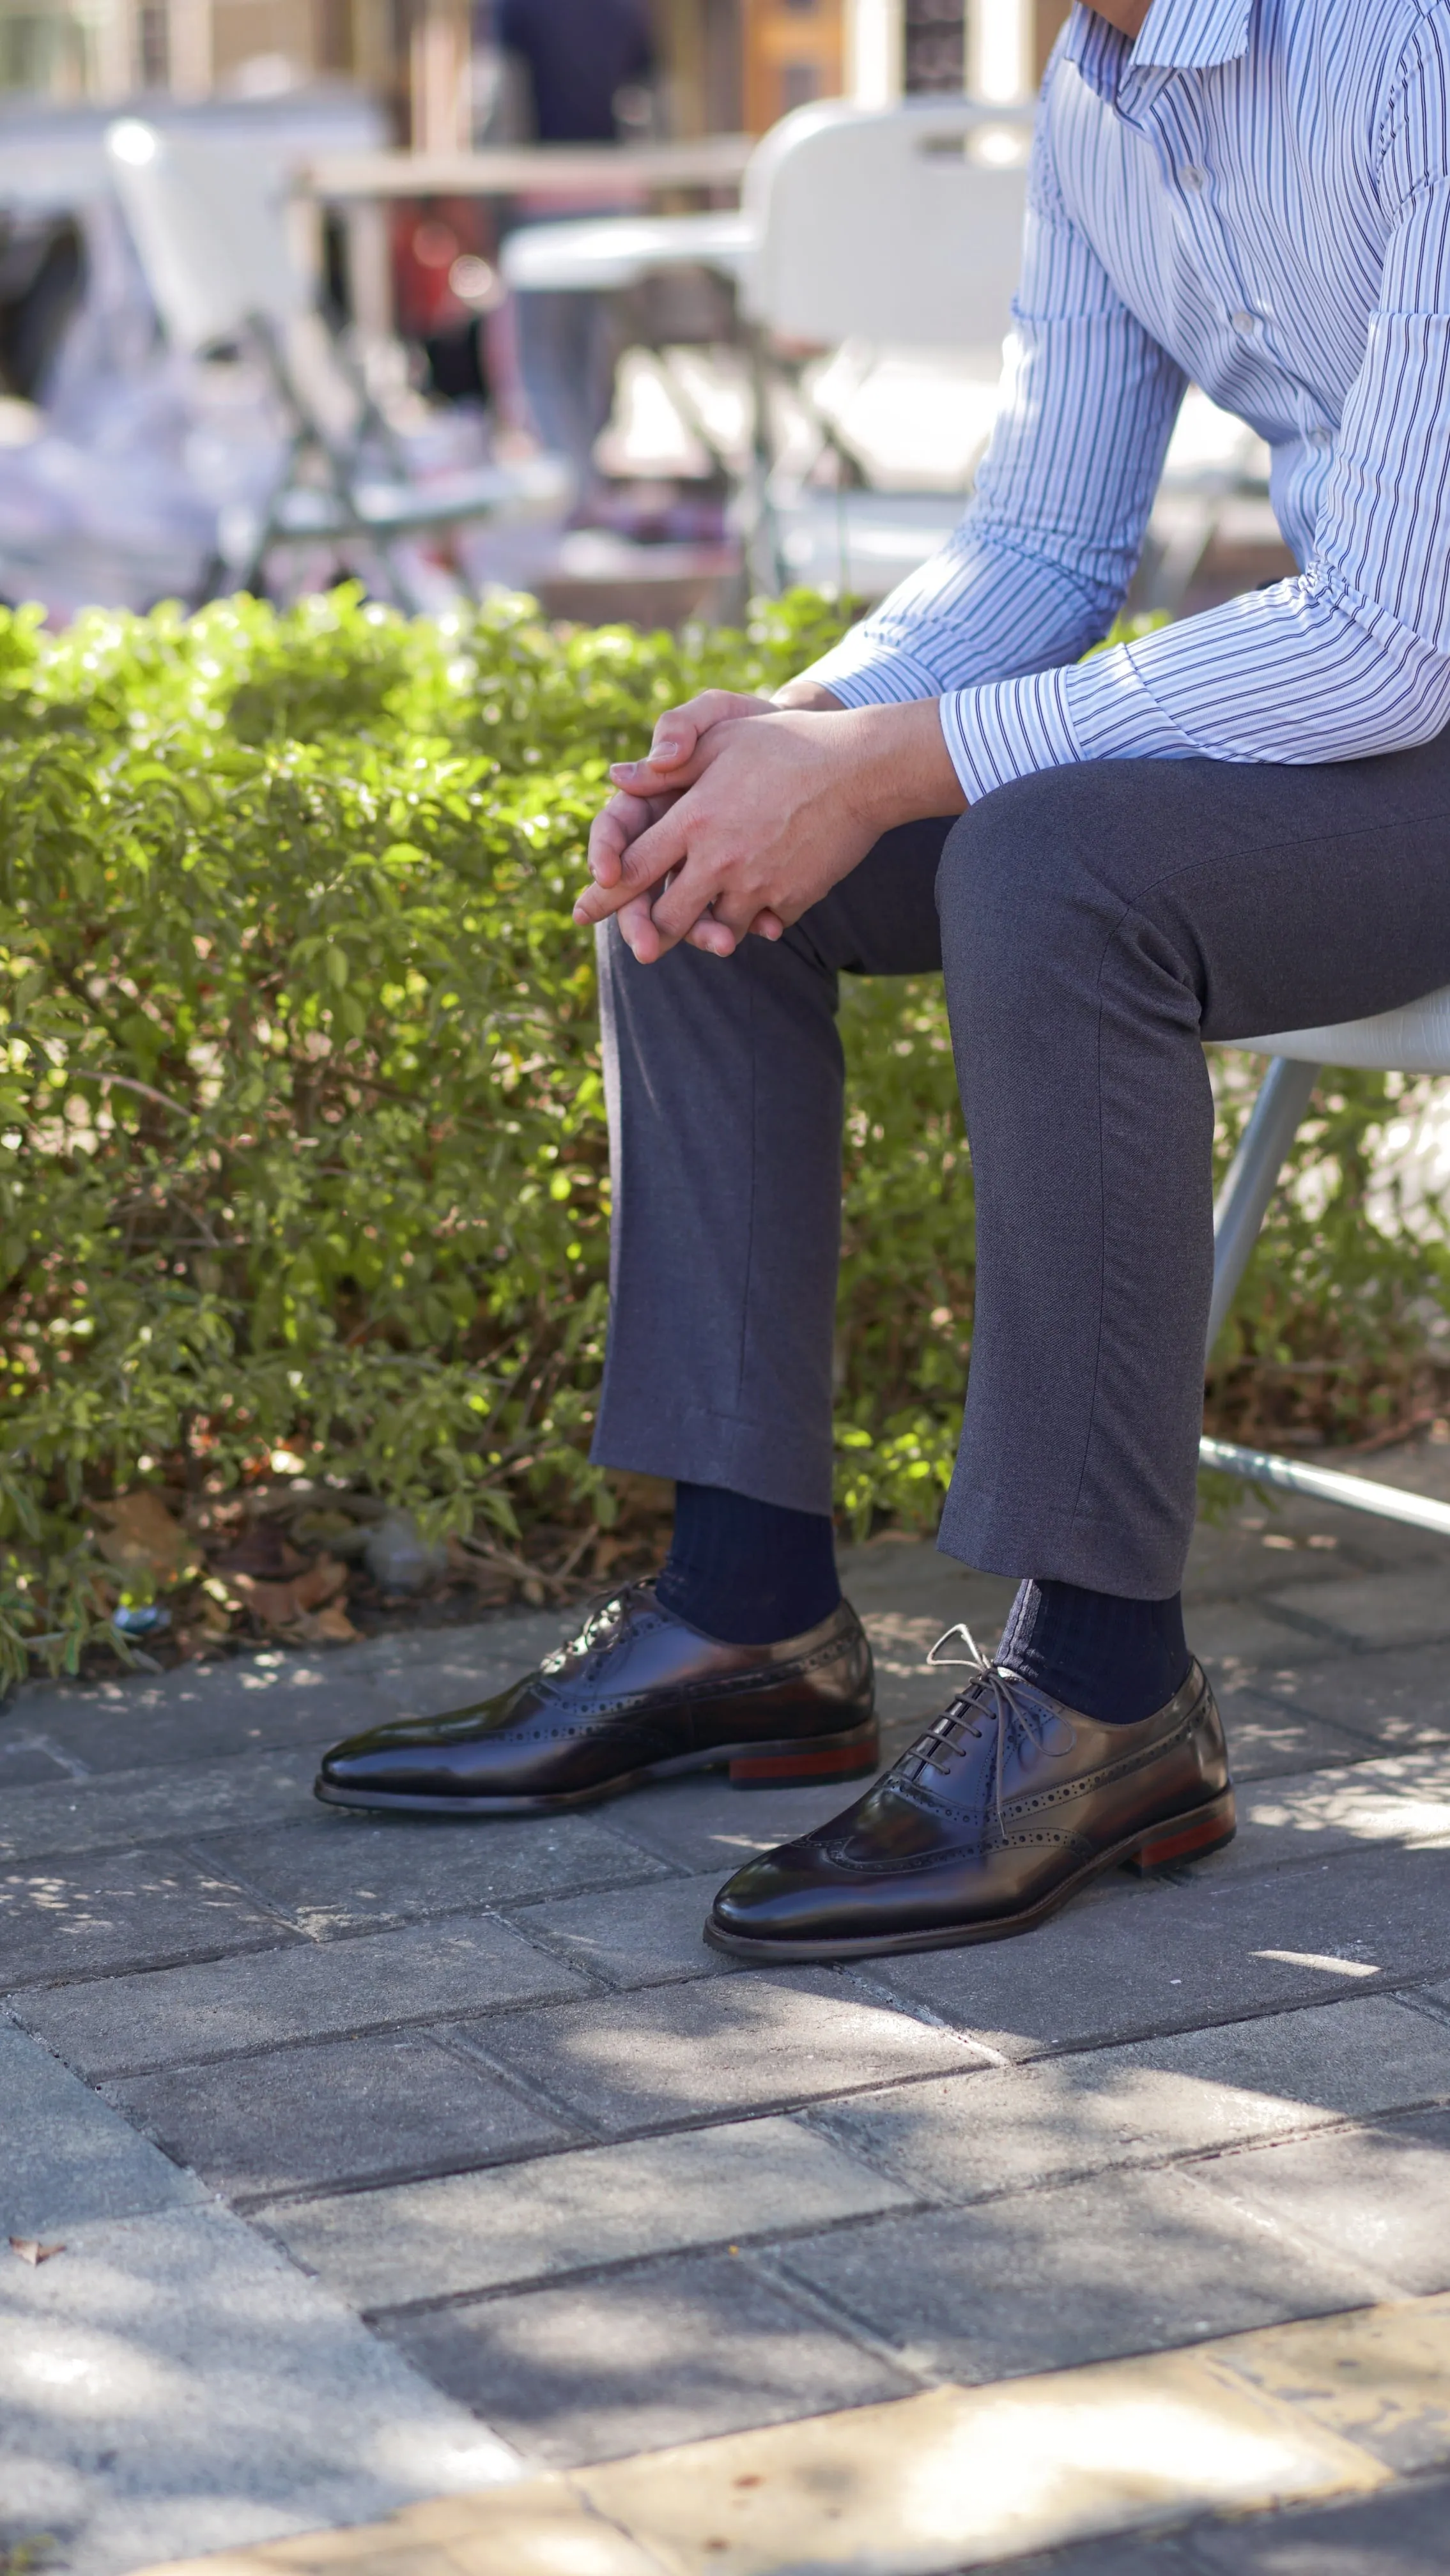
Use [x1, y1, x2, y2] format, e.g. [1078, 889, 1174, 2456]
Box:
[318, 0, 1450, 1960]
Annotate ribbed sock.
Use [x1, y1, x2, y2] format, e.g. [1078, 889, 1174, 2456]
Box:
[996, 1577, 1191, 1726]
[655, 1481, 841, 1644]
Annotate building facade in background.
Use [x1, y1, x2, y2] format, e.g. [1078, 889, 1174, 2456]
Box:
[0, 1, 1073, 139]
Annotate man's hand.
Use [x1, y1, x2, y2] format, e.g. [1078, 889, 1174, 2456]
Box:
[574, 698, 965, 964]
[585, 678, 847, 958]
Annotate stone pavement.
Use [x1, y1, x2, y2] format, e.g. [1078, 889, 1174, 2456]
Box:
[4, 1459, 1450, 2575]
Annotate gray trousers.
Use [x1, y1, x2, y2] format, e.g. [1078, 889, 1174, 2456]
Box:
[592, 735, 1450, 1596]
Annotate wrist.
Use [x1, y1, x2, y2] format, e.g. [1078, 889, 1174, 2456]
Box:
[773, 679, 845, 711]
[849, 698, 967, 834]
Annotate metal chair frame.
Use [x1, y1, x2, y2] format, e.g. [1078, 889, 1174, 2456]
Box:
[1204, 1050, 1450, 1542]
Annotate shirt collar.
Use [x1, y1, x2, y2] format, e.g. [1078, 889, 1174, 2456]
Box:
[1064, 0, 1253, 103]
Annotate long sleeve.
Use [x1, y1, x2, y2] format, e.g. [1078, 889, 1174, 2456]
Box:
[812, 19, 1450, 802]
[801, 125, 1189, 785]
[1054, 25, 1450, 786]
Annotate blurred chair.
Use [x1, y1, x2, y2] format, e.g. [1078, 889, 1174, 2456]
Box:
[1203, 999, 1450, 1540]
[105, 118, 566, 611]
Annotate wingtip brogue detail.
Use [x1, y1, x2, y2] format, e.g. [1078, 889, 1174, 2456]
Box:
[313, 1581, 877, 1814]
[705, 1636, 1233, 1961]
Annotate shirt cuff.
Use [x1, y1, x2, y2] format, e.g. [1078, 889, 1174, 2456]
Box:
[939, 666, 1082, 801]
[1059, 640, 1204, 761]
[796, 629, 950, 709]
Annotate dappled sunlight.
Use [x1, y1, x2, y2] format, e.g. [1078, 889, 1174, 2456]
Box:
[0, 2205, 520, 2568]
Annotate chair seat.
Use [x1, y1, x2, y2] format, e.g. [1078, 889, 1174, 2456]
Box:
[1238, 984, 1450, 1074]
[259, 456, 569, 544]
[500, 212, 754, 298]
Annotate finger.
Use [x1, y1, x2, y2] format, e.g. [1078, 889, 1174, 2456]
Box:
[685, 913, 739, 956]
[645, 855, 736, 946]
[650, 689, 764, 761]
[574, 802, 691, 926]
[617, 888, 665, 963]
[586, 793, 647, 888]
[608, 744, 707, 795]
[748, 910, 784, 941]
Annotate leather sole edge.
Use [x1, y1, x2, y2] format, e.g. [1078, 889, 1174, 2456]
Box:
[312, 1719, 880, 1816]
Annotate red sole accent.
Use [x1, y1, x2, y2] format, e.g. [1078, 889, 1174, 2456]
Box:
[1127, 1787, 1237, 1873]
[729, 1727, 880, 1788]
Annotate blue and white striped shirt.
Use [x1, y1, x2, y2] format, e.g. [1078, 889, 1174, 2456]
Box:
[804, 0, 1450, 801]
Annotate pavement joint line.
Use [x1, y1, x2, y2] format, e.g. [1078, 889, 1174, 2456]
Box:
[1394, 1986, 1450, 2033]
[132, 2292, 1447, 2576]
[346, 2193, 940, 2327]
[732, 2235, 944, 2393]
[1, 1926, 316, 1995]
[38, 1963, 1450, 2105]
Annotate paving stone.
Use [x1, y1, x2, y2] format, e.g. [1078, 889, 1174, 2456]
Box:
[15, 1916, 592, 2077]
[1004, 2531, 1202, 2576]
[811, 1996, 1450, 2204]
[6, 1656, 387, 1774]
[770, 2163, 1383, 2387]
[1188, 1602, 1338, 1673]
[864, 1837, 1450, 2059]
[105, 2031, 574, 2203]
[1201, 1747, 1450, 1882]
[199, 1809, 667, 1939]
[0, 1736, 77, 1788]
[507, 1870, 741, 1986]
[1263, 1568, 1450, 1652]
[348, 1604, 575, 1690]
[1192, 2110, 1450, 2301]
[1212, 2293, 1450, 2478]
[1213, 1689, 1374, 1781]
[605, 1772, 904, 1876]
[380, 2248, 913, 2469]
[472, 1968, 980, 2133]
[0, 1846, 295, 1989]
[1183, 2471, 1450, 2572]
[0, 2020, 204, 2237]
[0, 2201, 518, 2576]
[1262, 1641, 1450, 1751]
[269, 2113, 912, 2310]
[0, 1747, 321, 1864]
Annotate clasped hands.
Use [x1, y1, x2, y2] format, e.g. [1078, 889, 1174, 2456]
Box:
[573, 682, 966, 964]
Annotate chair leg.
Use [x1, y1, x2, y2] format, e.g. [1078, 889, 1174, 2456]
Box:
[1206, 1054, 1320, 1358]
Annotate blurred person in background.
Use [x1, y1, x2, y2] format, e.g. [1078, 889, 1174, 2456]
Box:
[498, 0, 655, 512]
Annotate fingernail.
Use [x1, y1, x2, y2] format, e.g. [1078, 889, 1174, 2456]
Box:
[653, 737, 681, 759]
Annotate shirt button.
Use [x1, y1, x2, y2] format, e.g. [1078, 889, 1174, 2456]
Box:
[1182, 164, 1206, 191]
[1230, 308, 1258, 333]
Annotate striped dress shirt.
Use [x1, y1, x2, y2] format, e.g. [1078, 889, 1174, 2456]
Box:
[803, 0, 1450, 802]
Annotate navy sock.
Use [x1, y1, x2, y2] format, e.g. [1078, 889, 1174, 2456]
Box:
[656, 1482, 841, 1644]
[996, 1577, 1191, 1725]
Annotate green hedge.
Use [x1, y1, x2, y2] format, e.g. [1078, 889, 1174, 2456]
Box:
[3, 584, 1447, 1681]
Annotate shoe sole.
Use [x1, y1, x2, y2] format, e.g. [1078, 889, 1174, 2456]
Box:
[702, 1784, 1237, 1962]
[312, 1719, 881, 1816]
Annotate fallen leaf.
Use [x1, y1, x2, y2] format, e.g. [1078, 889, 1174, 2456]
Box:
[293, 1600, 359, 1644]
[228, 1572, 302, 1631]
[231, 1553, 349, 1634]
[93, 1492, 194, 1584]
[292, 1553, 348, 1612]
[10, 2238, 64, 2265]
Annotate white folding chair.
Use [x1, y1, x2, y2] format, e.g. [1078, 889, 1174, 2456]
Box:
[737, 96, 1033, 590]
[105, 118, 566, 613]
[1205, 998, 1450, 1540]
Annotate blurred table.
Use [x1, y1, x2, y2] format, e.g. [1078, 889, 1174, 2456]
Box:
[305, 139, 755, 340]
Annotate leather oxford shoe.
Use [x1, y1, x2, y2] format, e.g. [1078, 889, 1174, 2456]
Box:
[314, 1581, 877, 1814]
[706, 1625, 1234, 1961]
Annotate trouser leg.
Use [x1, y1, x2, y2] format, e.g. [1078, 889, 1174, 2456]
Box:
[592, 819, 948, 1514]
[937, 734, 1450, 1596]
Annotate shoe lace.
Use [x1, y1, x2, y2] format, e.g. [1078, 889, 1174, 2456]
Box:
[538, 1582, 647, 1676]
[900, 1623, 1076, 1829]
